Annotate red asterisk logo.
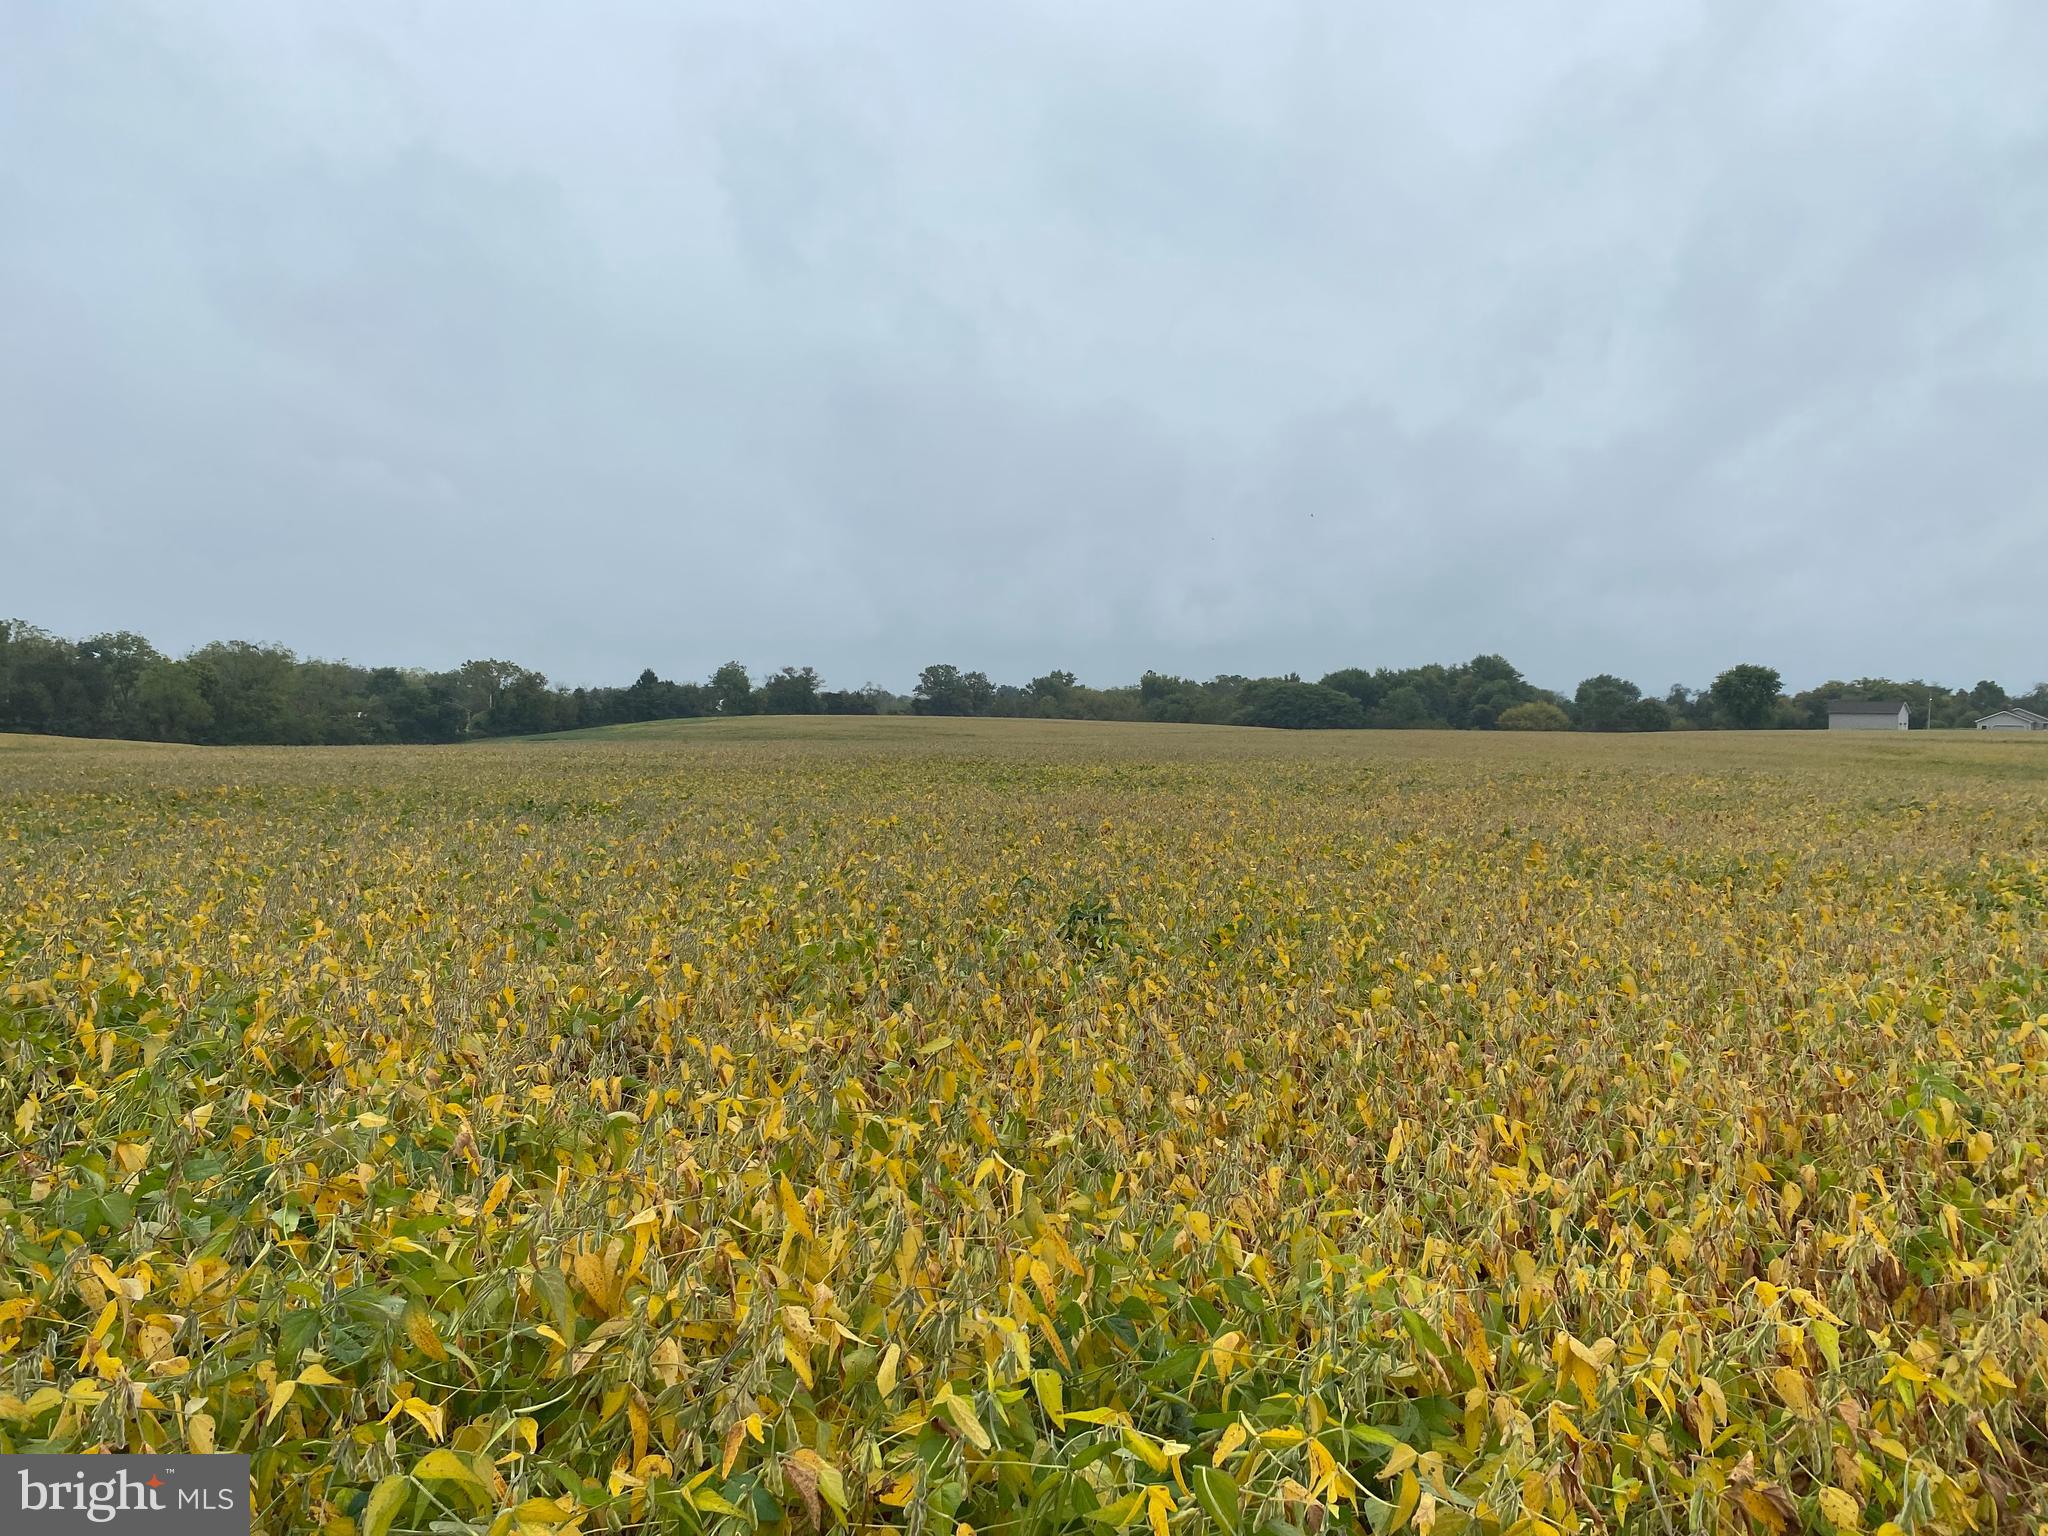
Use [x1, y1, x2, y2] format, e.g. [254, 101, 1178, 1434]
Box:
[147, 1476, 164, 1488]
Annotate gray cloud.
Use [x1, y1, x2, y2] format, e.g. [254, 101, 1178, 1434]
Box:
[4, 0, 2044, 693]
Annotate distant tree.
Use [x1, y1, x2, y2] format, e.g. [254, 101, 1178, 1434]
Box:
[1968, 679, 2009, 715]
[452, 659, 525, 734]
[3, 619, 2031, 748]
[1662, 684, 1706, 727]
[760, 666, 824, 714]
[1709, 664, 1783, 729]
[1234, 680, 1366, 730]
[913, 664, 964, 715]
[283, 659, 377, 744]
[1371, 685, 1442, 729]
[613, 669, 709, 723]
[1137, 671, 1185, 704]
[1027, 671, 1078, 712]
[0, 620, 72, 733]
[1456, 682, 1514, 729]
[709, 661, 756, 715]
[74, 631, 163, 733]
[1318, 669, 1383, 714]
[364, 667, 463, 742]
[1771, 696, 1813, 730]
[913, 664, 996, 716]
[126, 659, 213, 741]
[1497, 700, 1571, 731]
[1319, 656, 1540, 729]
[191, 641, 299, 744]
[1573, 674, 1642, 731]
[820, 686, 883, 715]
[1140, 671, 1237, 723]
[475, 666, 564, 735]
[1465, 653, 1524, 685]
[620, 668, 663, 722]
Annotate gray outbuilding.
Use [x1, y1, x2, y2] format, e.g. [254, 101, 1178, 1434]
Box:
[1826, 700, 1910, 731]
[1975, 708, 2048, 731]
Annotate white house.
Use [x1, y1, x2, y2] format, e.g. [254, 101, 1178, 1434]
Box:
[1975, 707, 2048, 731]
[1827, 700, 1909, 731]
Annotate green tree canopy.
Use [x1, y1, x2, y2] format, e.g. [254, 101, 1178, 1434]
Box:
[913, 664, 996, 716]
[1234, 680, 1367, 730]
[1498, 700, 1571, 731]
[1573, 674, 1642, 731]
[710, 662, 756, 715]
[760, 666, 824, 714]
[1709, 664, 1783, 729]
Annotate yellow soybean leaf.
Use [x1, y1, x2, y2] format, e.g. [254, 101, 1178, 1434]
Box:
[264, 1379, 297, 1426]
[1388, 1470, 1420, 1532]
[779, 1175, 813, 1239]
[785, 1337, 815, 1390]
[788, 1449, 848, 1514]
[1306, 1439, 1348, 1502]
[1088, 1490, 1145, 1529]
[361, 1475, 410, 1536]
[877, 1342, 901, 1398]
[1145, 1485, 1174, 1536]
[1818, 1487, 1862, 1530]
[413, 1449, 491, 1509]
[571, 1247, 622, 1316]
[1213, 1421, 1249, 1465]
[935, 1389, 993, 1451]
[406, 1307, 449, 1363]
[1062, 1407, 1131, 1427]
[1208, 1330, 1249, 1380]
[721, 1421, 747, 1478]
[1772, 1366, 1813, 1414]
[811, 1458, 851, 1523]
[401, 1396, 447, 1441]
[692, 1487, 748, 1517]
[1031, 1367, 1065, 1426]
[1735, 1487, 1795, 1534]
[480, 1172, 514, 1219]
[1120, 1426, 1168, 1473]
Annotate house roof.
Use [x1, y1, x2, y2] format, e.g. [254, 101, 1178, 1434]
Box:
[1976, 707, 2048, 725]
[1825, 699, 1908, 715]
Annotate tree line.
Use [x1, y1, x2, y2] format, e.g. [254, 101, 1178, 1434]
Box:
[1, 619, 2039, 745]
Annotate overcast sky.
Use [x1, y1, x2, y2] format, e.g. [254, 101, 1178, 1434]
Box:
[4, 2, 2044, 694]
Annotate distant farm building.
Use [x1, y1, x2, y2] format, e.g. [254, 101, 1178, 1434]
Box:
[1827, 700, 1909, 731]
[1974, 707, 2048, 731]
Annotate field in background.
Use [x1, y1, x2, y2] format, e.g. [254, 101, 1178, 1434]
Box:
[3, 721, 2045, 1534]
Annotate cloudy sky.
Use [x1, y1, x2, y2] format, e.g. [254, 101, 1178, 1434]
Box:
[4, 2, 2044, 694]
